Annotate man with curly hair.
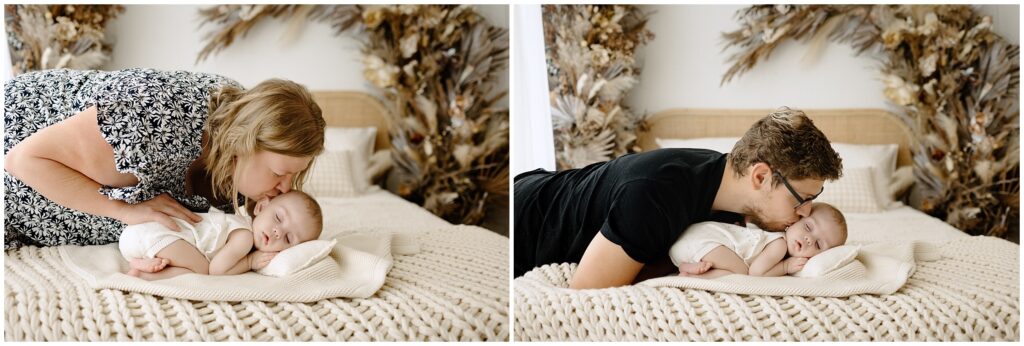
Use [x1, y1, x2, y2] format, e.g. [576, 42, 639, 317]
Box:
[514, 107, 843, 289]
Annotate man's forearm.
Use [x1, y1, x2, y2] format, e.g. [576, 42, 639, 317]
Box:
[570, 233, 644, 289]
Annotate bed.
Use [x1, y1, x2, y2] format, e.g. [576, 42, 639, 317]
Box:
[4, 91, 509, 341]
[513, 108, 1019, 341]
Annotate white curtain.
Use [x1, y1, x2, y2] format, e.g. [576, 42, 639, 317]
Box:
[511, 5, 555, 176]
[2, 24, 11, 147]
[2, 24, 10, 83]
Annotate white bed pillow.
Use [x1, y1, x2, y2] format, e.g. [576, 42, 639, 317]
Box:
[304, 126, 378, 197]
[256, 238, 337, 277]
[816, 167, 884, 213]
[830, 143, 898, 209]
[324, 126, 377, 160]
[303, 150, 368, 198]
[792, 244, 860, 278]
[324, 126, 377, 182]
[656, 137, 738, 153]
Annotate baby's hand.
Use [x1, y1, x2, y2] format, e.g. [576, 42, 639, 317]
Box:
[784, 257, 809, 274]
[248, 250, 279, 270]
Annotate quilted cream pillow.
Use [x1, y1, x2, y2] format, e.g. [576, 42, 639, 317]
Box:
[303, 150, 367, 198]
[830, 143, 899, 209]
[816, 167, 883, 213]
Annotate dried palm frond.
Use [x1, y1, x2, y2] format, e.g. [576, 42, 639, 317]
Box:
[5, 4, 124, 74]
[197, 5, 509, 226]
[721, 5, 1019, 239]
[195, 5, 305, 63]
[544, 5, 655, 170]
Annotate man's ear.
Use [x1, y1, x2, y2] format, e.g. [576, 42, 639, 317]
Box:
[749, 162, 772, 190]
[253, 197, 271, 216]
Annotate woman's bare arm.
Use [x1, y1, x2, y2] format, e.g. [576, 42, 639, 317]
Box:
[5, 106, 200, 230]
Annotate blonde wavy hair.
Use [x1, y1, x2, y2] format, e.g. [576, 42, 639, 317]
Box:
[204, 79, 326, 214]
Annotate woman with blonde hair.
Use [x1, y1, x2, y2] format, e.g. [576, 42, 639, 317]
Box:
[4, 68, 326, 249]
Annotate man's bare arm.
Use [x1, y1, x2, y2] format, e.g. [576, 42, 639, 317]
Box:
[570, 232, 644, 289]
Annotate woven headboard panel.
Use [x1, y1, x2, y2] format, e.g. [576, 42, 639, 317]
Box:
[638, 108, 913, 167]
[311, 91, 391, 150]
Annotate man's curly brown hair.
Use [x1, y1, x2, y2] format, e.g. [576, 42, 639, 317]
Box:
[729, 107, 843, 186]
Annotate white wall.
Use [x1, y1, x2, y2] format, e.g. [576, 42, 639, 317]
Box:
[625, 5, 1020, 115]
[105, 4, 508, 107]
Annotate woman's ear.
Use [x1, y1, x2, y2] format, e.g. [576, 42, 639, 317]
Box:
[253, 197, 271, 216]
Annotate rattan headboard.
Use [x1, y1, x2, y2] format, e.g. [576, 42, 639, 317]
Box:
[638, 108, 913, 167]
[311, 91, 391, 150]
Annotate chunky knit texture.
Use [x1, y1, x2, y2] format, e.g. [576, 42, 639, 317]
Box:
[514, 207, 1019, 341]
[6, 190, 509, 341]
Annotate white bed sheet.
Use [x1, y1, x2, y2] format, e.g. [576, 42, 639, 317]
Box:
[844, 204, 969, 243]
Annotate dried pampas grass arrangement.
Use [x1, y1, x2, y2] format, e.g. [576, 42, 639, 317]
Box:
[5, 4, 124, 74]
[198, 5, 508, 226]
[543, 5, 654, 169]
[722, 5, 1019, 239]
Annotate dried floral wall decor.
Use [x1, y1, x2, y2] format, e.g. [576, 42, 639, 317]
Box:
[5, 4, 124, 74]
[543, 5, 654, 170]
[197, 5, 509, 226]
[721, 5, 1019, 238]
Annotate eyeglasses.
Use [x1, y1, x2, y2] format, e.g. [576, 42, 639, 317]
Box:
[773, 171, 824, 210]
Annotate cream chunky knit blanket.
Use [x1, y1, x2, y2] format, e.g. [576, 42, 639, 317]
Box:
[61, 231, 418, 302]
[6, 191, 509, 341]
[642, 241, 939, 297]
[514, 207, 1019, 341]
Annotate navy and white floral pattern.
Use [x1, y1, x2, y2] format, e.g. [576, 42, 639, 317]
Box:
[4, 68, 242, 249]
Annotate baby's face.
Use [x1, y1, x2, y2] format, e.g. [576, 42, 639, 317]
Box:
[251, 193, 319, 252]
[784, 206, 844, 258]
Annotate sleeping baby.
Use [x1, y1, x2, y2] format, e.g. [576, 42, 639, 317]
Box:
[670, 202, 847, 278]
[119, 190, 323, 280]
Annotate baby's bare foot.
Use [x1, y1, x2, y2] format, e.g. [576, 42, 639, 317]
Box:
[678, 261, 712, 275]
[130, 258, 170, 273]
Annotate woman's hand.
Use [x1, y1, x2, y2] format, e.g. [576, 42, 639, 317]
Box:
[784, 256, 809, 274]
[248, 250, 279, 270]
[117, 193, 202, 231]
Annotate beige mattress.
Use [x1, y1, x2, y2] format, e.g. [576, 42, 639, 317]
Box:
[5, 189, 509, 341]
[514, 206, 1019, 341]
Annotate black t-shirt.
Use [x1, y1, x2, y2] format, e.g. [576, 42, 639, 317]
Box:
[513, 148, 742, 277]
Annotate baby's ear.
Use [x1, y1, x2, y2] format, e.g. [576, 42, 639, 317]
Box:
[253, 197, 271, 216]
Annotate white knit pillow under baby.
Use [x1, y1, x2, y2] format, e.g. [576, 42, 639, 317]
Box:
[303, 150, 365, 198]
[256, 238, 337, 277]
[816, 167, 883, 213]
[792, 244, 860, 277]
